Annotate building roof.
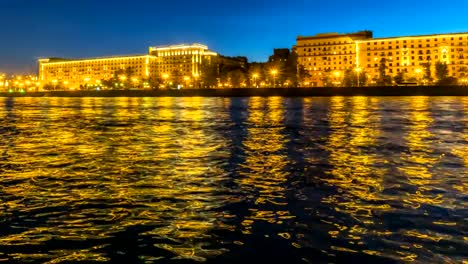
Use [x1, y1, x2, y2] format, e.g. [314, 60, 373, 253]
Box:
[149, 43, 209, 51]
[297, 31, 373, 41]
[357, 32, 468, 42]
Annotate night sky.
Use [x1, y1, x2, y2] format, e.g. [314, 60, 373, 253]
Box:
[1, 0, 467, 74]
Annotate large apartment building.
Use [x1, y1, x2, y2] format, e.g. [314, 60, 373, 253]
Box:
[296, 31, 468, 86]
[148, 44, 217, 78]
[296, 31, 373, 86]
[38, 44, 218, 90]
[357, 33, 468, 81]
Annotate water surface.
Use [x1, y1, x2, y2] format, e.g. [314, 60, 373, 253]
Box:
[0, 97, 466, 263]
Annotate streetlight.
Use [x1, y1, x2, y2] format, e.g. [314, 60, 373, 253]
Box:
[132, 78, 138, 89]
[415, 68, 422, 84]
[333, 71, 341, 86]
[0, 74, 4, 92]
[184, 76, 190, 88]
[193, 73, 200, 88]
[162, 73, 169, 88]
[52, 79, 58, 91]
[252, 73, 259, 88]
[355, 67, 362, 87]
[270, 69, 278, 88]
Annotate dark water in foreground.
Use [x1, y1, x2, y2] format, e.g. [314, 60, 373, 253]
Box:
[0, 97, 466, 263]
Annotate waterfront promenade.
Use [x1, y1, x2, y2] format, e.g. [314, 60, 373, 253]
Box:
[1, 86, 468, 97]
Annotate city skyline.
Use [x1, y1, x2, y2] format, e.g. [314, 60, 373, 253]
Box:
[1, 0, 468, 74]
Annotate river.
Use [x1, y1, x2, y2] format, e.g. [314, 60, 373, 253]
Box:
[0, 97, 466, 263]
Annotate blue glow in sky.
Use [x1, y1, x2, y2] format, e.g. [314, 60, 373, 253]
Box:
[0, 0, 467, 73]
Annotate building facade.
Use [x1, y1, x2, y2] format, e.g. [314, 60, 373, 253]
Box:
[148, 44, 217, 79]
[296, 31, 373, 86]
[39, 55, 158, 89]
[357, 33, 468, 83]
[38, 44, 218, 90]
[296, 31, 468, 86]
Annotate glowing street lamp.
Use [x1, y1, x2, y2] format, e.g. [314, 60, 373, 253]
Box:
[270, 69, 278, 88]
[355, 67, 362, 87]
[162, 73, 169, 88]
[193, 73, 200, 88]
[52, 79, 58, 91]
[415, 68, 422, 84]
[183, 76, 190, 88]
[252, 73, 259, 88]
[460, 78, 468, 86]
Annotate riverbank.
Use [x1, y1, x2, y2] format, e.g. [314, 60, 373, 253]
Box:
[1, 86, 468, 97]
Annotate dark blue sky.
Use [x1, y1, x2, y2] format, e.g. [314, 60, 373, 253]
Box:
[1, 0, 467, 73]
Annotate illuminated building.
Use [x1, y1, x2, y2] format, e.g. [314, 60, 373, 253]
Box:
[295, 31, 373, 86]
[296, 31, 468, 86]
[39, 55, 157, 90]
[38, 44, 218, 90]
[149, 44, 217, 79]
[357, 33, 468, 83]
[0, 74, 39, 92]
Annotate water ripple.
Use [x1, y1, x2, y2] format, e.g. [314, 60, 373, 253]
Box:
[0, 96, 466, 263]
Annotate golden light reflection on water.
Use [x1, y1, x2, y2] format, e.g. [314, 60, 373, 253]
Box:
[0, 97, 231, 262]
[321, 97, 466, 262]
[0, 97, 466, 263]
[400, 98, 444, 209]
[237, 97, 294, 236]
[452, 98, 468, 194]
[322, 97, 389, 252]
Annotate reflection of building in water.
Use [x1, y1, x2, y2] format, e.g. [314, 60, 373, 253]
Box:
[237, 97, 294, 235]
[394, 98, 458, 262]
[452, 98, 468, 194]
[399, 98, 443, 208]
[0, 97, 230, 262]
[322, 97, 389, 255]
[138, 97, 231, 261]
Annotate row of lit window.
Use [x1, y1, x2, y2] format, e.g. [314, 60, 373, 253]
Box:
[365, 43, 465, 51]
[43, 59, 199, 69]
[45, 58, 146, 65]
[301, 45, 354, 52]
[309, 65, 466, 74]
[301, 51, 356, 56]
[366, 66, 464, 73]
[365, 54, 463, 61]
[364, 49, 459, 56]
[305, 61, 355, 66]
[365, 36, 468, 45]
[302, 56, 354, 62]
[155, 50, 208, 57]
[298, 39, 355, 46]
